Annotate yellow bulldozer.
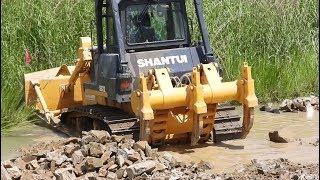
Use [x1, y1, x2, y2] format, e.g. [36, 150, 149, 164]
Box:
[24, 0, 258, 146]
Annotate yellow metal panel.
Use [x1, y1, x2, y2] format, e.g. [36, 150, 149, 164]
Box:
[80, 37, 92, 48]
[85, 89, 108, 97]
[96, 96, 107, 105]
[24, 66, 76, 105]
[32, 73, 89, 112]
[153, 68, 173, 90]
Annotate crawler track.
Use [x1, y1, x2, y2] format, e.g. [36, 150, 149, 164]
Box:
[58, 105, 140, 140]
[214, 104, 242, 143]
[44, 104, 243, 144]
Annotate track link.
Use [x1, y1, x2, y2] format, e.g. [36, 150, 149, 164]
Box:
[59, 105, 140, 140]
[40, 103, 243, 144]
[214, 104, 242, 143]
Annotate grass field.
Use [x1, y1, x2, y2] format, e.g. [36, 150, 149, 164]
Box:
[1, 0, 318, 132]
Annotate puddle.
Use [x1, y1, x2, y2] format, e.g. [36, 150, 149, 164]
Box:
[159, 108, 319, 173]
[1, 124, 67, 161]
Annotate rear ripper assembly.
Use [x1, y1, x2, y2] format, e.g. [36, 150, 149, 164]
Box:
[131, 62, 257, 145]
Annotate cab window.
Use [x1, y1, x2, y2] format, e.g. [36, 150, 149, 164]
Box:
[126, 2, 185, 45]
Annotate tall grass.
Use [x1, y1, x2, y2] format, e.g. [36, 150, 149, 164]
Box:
[1, 86, 36, 133]
[198, 0, 319, 102]
[1, 0, 93, 132]
[1, 0, 318, 132]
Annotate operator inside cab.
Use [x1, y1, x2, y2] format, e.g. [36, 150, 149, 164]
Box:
[126, 2, 185, 45]
[129, 13, 161, 43]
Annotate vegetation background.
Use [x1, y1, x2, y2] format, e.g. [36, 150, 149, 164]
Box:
[1, 0, 318, 132]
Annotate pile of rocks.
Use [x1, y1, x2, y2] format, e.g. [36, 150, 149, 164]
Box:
[260, 95, 319, 113]
[216, 158, 319, 180]
[2, 130, 319, 180]
[259, 103, 281, 114]
[279, 95, 319, 112]
[1, 130, 214, 180]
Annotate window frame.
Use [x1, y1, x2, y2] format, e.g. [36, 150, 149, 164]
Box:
[119, 0, 190, 51]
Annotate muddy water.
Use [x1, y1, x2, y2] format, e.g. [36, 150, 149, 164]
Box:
[159, 108, 319, 173]
[1, 124, 67, 161]
[1, 108, 319, 173]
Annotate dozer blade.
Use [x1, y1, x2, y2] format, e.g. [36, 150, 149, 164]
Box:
[23, 37, 143, 141]
[131, 62, 258, 146]
[24, 37, 93, 125]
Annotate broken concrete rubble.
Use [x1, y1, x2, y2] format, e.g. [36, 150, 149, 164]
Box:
[54, 167, 76, 180]
[64, 143, 80, 157]
[85, 156, 103, 171]
[260, 95, 319, 113]
[133, 141, 148, 151]
[71, 150, 84, 165]
[88, 142, 104, 157]
[88, 130, 110, 144]
[1, 130, 318, 180]
[126, 160, 157, 179]
[6, 166, 21, 179]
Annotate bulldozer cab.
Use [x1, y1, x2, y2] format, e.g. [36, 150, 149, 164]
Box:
[95, 0, 212, 57]
[124, 1, 189, 49]
[96, 0, 191, 54]
[89, 0, 218, 103]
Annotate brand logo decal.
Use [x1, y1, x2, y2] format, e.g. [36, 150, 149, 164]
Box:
[99, 85, 105, 92]
[137, 55, 188, 68]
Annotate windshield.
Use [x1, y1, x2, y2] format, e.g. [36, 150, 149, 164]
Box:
[126, 2, 185, 45]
